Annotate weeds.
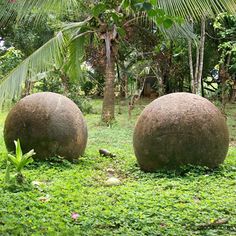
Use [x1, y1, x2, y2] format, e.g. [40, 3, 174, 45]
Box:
[0, 100, 235, 235]
[5, 139, 35, 185]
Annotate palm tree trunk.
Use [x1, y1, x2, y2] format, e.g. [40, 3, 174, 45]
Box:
[102, 59, 115, 123]
[22, 80, 33, 97]
[61, 74, 70, 95]
[101, 28, 118, 124]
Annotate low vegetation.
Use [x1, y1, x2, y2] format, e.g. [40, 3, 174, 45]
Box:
[0, 100, 235, 235]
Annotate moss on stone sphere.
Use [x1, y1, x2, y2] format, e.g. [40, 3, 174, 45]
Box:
[133, 92, 229, 172]
[4, 92, 88, 161]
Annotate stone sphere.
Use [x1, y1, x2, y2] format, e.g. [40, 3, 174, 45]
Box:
[133, 92, 229, 172]
[4, 92, 88, 161]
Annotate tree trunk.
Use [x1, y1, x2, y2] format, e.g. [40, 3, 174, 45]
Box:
[120, 74, 128, 98]
[188, 40, 195, 93]
[163, 41, 173, 94]
[102, 57, 116, 123]
[220, 53, 231, 111]
[188, 18, 195, 93]
[196, 17, 206, 95]
[61, 74, 70, 95]
[201, 75, 205, 97]
[194, 46, 200, 93]
[22, 80, 33, 97]
[219, 65, 228, 113]
[118, 63, 128, 98]
[231, 74, 236, 102]
[101, 28, 118, 124]
[191, 17, 206, 95]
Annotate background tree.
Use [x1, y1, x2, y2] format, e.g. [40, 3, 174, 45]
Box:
[213, 13, 236, 110]
[0, 0, 236, 122]
[0, 0, 172, 123]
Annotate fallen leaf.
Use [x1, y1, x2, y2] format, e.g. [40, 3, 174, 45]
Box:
[38, 194, 51, 202]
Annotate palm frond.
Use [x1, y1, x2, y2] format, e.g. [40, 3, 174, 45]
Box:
[0, 32, 66, 108]
[0, 0, 80, 24]
[154, 0, 236, 40]
[64, 35, 86, 81]
[157, 0, 236, 21]
[159, 22, 196, 41]
[62, 17, 92, 33]
[62, 19, 95, 81]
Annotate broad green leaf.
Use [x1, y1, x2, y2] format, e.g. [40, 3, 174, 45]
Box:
[143, 2, 153, 11]
[150, 0, 157, 6]
[121, 0, 130, 8]
[110, 12, 121, 25]
[18, 157, 34, 172]
[147, 9, 157, 17]
[23, 149, 36, 159]
[65, 32, 86, 81]
[92, 3, 106, 17]
[8, 154, 20, 167]
[7, 140, 35, 172]
[117, 27, 126, 37]
[134, 3, 143, 10]
[163, 18, 174, 29]
[156, 8, 165, 17]
[15, 139, 23, 161]
[156, 16, 164, 25]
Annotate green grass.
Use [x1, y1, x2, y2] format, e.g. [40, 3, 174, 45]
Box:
[0, 99, 235, 235]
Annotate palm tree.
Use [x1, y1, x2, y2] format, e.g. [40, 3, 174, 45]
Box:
[0, 0, 121, 123]
[0, 0, 235, 122]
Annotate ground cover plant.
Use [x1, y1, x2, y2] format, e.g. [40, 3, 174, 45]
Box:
[0, 99, 235, 235]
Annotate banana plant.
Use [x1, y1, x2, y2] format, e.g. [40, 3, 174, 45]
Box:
[5, 139, 35, 184]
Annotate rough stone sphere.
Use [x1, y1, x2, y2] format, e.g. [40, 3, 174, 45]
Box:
[133, 92, 229, 172]
[4, 92, 88, 161]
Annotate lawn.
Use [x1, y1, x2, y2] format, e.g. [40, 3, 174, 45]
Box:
[0, 99, 235, 235]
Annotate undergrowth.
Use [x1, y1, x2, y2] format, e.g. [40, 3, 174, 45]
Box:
[0, 99, 235, 235]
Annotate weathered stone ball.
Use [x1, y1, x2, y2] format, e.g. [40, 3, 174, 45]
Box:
[133, 92, 229, 172]
[4, 92, 88, 161]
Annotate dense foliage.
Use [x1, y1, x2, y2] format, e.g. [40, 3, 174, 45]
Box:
[0, 47, 23, 80]
[0, 0, 236, 121]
